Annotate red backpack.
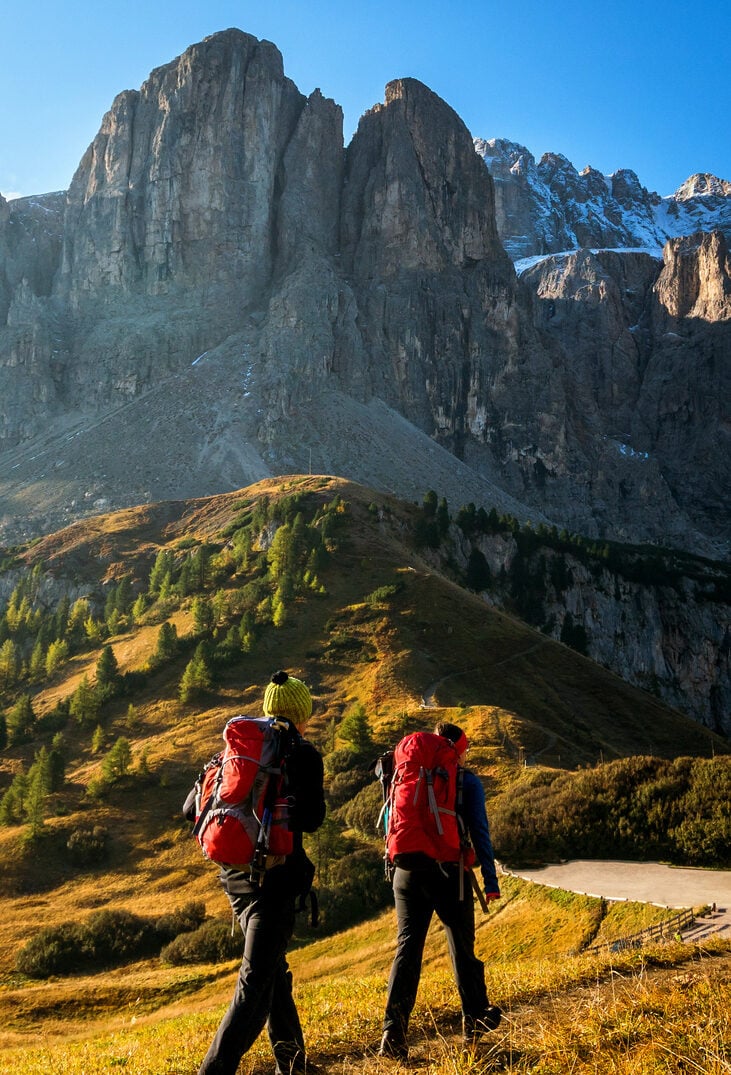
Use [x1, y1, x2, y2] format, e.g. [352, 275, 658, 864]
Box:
[191, 715, 298, 880]
[381, 731, 475, 867]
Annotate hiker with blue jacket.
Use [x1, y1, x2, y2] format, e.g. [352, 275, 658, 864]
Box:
[188, 671, 325, 1075]
[378, 720, 502, 1060]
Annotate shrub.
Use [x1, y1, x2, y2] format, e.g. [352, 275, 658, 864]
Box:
[17, 924, 85, 977]
[342, 781, 384, 839]
[364, 583, 403, 605]
[327, 767, 371, 809]
[15, 904, 203, 978]
[154, 901, 207, 943]
[160, 919, 244, 965]
[81, 909, 159, 965]
[490, 756, 731, 867]
[318, 847, 391, 930]
[66, 825, 109, 868]
[323, 747, 361, 777]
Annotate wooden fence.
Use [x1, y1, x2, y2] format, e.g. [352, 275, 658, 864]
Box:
[587, 907, 696, 953]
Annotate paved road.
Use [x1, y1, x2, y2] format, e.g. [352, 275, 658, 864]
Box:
[508, 860, 731, 942]
[509, 860, 731, 908]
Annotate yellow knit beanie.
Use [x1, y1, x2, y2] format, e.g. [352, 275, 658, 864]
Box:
[263, 670, 312, 724]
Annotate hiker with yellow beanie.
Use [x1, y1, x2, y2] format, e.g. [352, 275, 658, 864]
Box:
[196, 671, 325, 1075]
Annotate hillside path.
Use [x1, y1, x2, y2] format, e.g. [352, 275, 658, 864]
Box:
[508, 859, 731, 941]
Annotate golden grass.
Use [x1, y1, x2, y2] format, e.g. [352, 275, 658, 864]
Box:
[1, 874, 723, 1074]
[1, 476, 729, 1072]
[2, 942, 729, 1074]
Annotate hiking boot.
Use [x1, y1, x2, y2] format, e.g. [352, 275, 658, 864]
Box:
[378, 1031, 409, 1060]
[463, 1005, 502, 1044]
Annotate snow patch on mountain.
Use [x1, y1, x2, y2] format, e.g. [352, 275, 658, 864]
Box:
[475, 139, 731, 262]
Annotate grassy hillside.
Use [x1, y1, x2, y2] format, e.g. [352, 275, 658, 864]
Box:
[0, 474, 729, 1072]
[0, 890, 728, 1073]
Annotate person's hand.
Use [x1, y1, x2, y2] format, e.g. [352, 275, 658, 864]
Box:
[484, 890, 500, 902]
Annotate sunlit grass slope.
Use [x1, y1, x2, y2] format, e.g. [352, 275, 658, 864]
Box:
[0, 475, 728, 1073]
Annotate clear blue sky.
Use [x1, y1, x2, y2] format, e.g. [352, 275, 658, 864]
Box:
[3, 0, 730, 201]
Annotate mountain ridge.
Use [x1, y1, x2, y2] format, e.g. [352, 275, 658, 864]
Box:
[475, 137, 731, 261]
[0, 27, 729, 563]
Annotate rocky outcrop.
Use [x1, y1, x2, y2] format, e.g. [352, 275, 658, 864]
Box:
[442, 525, 731, 736]
[339, 78, 525, 445]
[476, 139, 731, 260]
[654, 230, 731, 321]
[0, 28, 728, 571]
[60, 31, 305, 308]
[519, 240, 731, 552]
[0, 192, 66, 444]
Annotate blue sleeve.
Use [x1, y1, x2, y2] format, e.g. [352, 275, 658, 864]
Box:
[462, 770, 500, 894]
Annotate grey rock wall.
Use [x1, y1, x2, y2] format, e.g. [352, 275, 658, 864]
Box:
[0, 28, 728, 571]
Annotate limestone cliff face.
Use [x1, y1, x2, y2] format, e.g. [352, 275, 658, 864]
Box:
[343, 79, 504, 277]
[340, 78, 530, 451]
[640, 232, 731, 541]
[654, 231, 731, 321]
[443, 526, 731, 737]
[519, 242, 730, 552]
[0, 28, 728, 569]
[59, 30, 305, 308]
[0, 192, 65, 443]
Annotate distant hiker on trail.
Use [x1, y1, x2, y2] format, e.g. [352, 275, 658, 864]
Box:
[376, 720, 502, 1059]
[185, 671, 325, 1075]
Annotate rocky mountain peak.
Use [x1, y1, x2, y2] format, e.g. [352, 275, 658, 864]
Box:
[479, 141, 731, 261]
[0, 27, 729, 572]
[343, 76, 503, 276]
[675, 173, 731, 200]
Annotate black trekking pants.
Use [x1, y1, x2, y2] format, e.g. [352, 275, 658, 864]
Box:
[383, 861, 489, 1039]
[197, 876, 304, 1075]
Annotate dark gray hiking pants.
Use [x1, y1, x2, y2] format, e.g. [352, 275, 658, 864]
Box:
[383, 861, 489, 1039]
[197, 878, 304, 1075]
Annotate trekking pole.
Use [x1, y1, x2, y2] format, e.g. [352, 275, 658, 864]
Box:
[469, 867, 489, 914]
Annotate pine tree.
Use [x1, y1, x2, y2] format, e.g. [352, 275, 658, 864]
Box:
[192, 596, 214, 636]
[272, 594, 288, 628]
[52, 595, 70, 640]
[179, 643, 213, 702]
[212, 589, 230, 625]
[84, 615, 104, 644]
[95, 644, 120, 696]
[436, 497, 450, 537]
[148, 549, 174, 596]
[339, 704, 374, 755]
[29, 638, 46, 680]
[124, 703, 141, 731]
[67, 598, 91, 647]
[48, 733, 66, 792]
[0, 772, 28, 825]
[45, 638, 69, 677]
[101, 737, 132, 783]
[7, 694, 35, 745]
[70, 675, 101, 726]
[0, 638, 18, 690]
[153, 621, 179, 663]
[25, 747, 53, 837]
[131, 593, 148, 622]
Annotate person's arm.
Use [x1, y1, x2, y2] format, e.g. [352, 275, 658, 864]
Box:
[462, 770, 500, 897]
